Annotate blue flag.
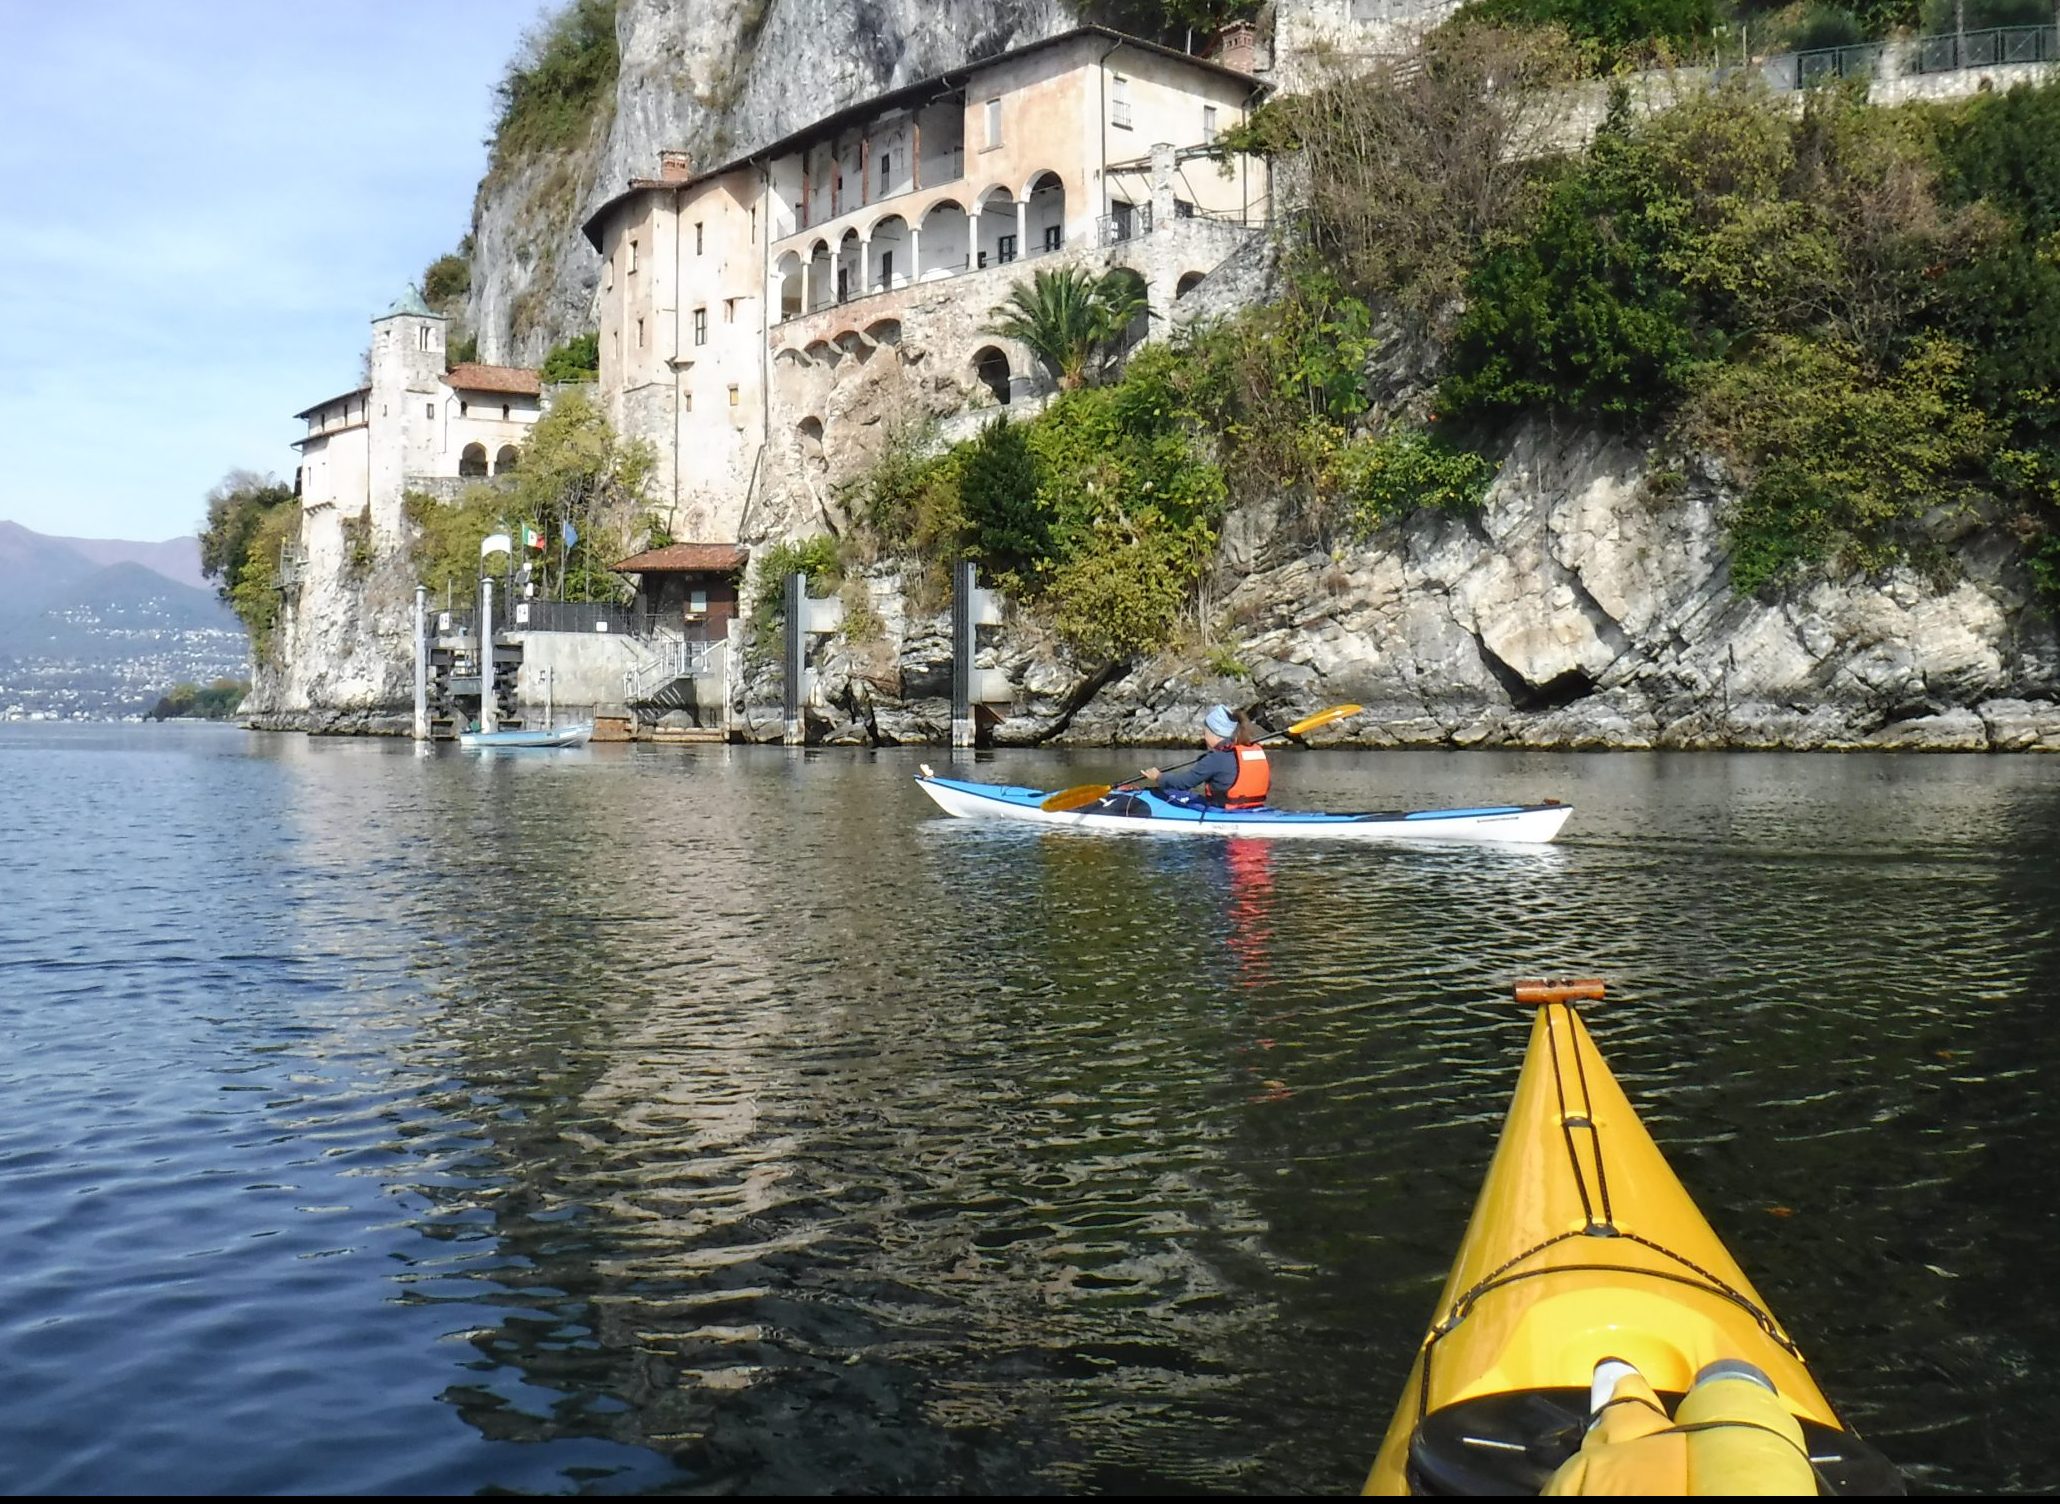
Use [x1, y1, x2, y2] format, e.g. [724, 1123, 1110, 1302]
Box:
[561, 520, 578, 547]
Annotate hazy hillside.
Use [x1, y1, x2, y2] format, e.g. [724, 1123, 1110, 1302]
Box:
[43, 532, 208, 592]
[0, 536, 247, 719]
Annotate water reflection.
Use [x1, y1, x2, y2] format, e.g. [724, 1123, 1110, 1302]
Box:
[1, 728, 2056, 1492]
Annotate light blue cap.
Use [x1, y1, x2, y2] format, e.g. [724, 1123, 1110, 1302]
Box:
[1203, 704, 1236, 738]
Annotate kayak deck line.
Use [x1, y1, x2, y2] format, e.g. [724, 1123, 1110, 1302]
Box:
[912, 772, 1572, 844]
[1364, 979, 1900, 1495]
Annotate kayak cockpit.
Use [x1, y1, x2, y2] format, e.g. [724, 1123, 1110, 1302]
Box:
[1400, 1386, 1901, 1496]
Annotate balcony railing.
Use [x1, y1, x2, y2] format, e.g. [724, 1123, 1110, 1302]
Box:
[1749, 25, 2060, 90]
[1098, 202, 1153, 246]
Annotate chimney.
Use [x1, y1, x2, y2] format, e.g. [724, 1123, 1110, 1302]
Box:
[1210, 20, 1258, 74]
[658, 149, 693, 181]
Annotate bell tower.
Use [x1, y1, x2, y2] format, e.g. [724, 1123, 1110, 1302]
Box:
[367, 285, 447, 541]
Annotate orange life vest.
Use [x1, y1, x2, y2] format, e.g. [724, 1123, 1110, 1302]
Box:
[1221, 744, 1271, 810]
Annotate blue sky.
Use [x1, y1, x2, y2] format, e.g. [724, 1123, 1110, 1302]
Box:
[0, 1, 552, 542]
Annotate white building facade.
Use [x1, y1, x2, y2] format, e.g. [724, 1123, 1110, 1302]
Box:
[292, 289, 544, 583]
[583, 25, 1269, 547]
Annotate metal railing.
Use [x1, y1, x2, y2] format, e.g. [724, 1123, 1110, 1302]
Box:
[624, 636, 724, 703]
[1098, 202, 1153, 246]
[1754, 25, 2060, 90]
[1911, 24, 2060, 73]
[507, 599, 641, 634]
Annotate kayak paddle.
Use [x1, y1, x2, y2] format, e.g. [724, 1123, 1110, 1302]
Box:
[1037, 703, 1364, 813]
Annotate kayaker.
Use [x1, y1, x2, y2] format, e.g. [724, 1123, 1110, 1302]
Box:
[1140, 705, 1271, 810]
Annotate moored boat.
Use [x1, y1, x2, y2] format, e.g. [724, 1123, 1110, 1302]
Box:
[914, 771, 1572, 844]
[1364, 979, 1899, 1495]
[457, 722, 593, 749]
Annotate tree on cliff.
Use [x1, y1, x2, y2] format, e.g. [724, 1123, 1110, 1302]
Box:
[986, 267, 1151, 390]
[198, 471, 296, 645]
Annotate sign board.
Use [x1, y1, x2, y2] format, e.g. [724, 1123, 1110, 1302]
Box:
[514, 603, 531, 626]
[594, 621, 609, 633]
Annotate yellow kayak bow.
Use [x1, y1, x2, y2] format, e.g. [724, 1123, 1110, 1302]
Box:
[1363, 980, 1900, 1496]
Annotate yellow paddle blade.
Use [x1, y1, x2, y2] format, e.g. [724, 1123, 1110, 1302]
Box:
[1285, 703, 1362, 737]
[1039, 783, 1113, 813]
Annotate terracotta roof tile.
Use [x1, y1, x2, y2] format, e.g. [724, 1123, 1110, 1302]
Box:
[612, 543, 750, 573]
[444, 363, 542, 396]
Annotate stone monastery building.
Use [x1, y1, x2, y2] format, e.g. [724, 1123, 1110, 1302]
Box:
[292, 286, 542, 581]
[286, 25, 1270, 594]
[581, 24, 1269, 545]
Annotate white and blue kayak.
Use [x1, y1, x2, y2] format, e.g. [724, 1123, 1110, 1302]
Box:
[457, 722, 594, 749]
[914, 773, 1572, 844]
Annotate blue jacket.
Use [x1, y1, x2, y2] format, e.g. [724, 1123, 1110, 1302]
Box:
[1157, 747, 1239, 802]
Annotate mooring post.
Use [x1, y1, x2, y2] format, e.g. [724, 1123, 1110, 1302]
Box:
[480, 573, 496, 735]
[951, 559, 975, 748]
[783, 569, 806, 746]
[413, 585, 428, 742]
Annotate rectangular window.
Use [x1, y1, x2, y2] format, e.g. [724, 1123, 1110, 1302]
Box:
[997, 233, 1016, 264]
[727, 384, 739, 407]
[880, 250, 893, 286]
[1111, 76, 1131, 130]
[459, 400, 469, 417]
[750, 205, 757, 241]
[984, 98, 1001, 148]
[636, 317, 645, 348]
[1203, 105, 1218, 142]
[692, 308, 707, 345]
[501, 404, 510, 419]
[879, 152, 891, 193]
[695, 221, 704, 254]
[1043, 224, 1062, 252]
[724, 297, 737, 323]
[689, 588, 708, 614]
[425, 402, 434, 420]
[628, 239, 639, 273]
[683, 387, 693, 413]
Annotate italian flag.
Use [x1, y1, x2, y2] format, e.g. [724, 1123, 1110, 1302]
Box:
[522, 525, 545, 551]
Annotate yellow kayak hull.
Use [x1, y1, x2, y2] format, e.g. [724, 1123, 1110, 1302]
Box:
[1363, 985, 1894, 1495]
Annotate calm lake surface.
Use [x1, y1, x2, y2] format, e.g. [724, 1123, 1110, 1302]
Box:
[2, 722, 2056, 1494]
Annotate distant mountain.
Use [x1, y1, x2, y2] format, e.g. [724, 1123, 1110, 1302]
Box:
[0, 555, 246, 720]
[0, 519, 215, 615]
[44, 532, 208, 592]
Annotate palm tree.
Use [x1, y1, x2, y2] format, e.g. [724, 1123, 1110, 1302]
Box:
[986, 266, 1153, 390]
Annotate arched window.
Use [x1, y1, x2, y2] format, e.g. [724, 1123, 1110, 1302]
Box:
[919, 201, 969, 280]
[972, 346, 1011, 405]
[494, 445, 520, 475]
[459, 443, 488, 478]
[1025, 172, 1065, 255]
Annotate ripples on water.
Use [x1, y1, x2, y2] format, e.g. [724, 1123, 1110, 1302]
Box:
[1, 724, 2056, 1493]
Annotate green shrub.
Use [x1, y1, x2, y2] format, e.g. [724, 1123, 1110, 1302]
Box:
[748, 535, 842, 653]
[959, 417, 1049, 581]
[340, 507, 375, 573]
[1339, 426, 1500, 533]
[422, 252, 471, 309]
[1442, 102, 1706, 428]
[1046, 513, 1205, 662]
[1453, 0, 1715, 62]
[1685, 334, 1991, 591]
[540, 332, 600, 383]
[488, 0, 619, 172]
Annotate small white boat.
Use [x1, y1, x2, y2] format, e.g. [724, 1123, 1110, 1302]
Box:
[458, 722, 593, 750]
[914, 772, 1572, 844]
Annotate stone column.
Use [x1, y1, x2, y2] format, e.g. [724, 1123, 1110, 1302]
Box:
[1016, 198, 1029, 260]
[909, 225, 921, 285]
[800, 261, 810, 313]
[1149, 142, 1177, 232]
[859, 234, 873, 293]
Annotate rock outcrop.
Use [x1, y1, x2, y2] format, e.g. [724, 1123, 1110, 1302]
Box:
[768, 423, 2060, 751]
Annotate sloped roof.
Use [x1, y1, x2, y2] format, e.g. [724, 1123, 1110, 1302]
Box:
[445, 363, 542, 396]
[292, 385, 371, 420]
[612, 543, 750, 573]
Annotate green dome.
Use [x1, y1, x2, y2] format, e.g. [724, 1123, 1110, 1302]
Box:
[383, 284, 433, 317]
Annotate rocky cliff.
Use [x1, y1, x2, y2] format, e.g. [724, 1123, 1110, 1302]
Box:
[768, 423, 2060, 752]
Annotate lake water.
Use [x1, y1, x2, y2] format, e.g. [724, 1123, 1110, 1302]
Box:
[1, 723, 2056, 1493]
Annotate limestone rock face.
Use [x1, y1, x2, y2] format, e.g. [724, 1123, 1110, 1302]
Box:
[738, 422, 2060, 751]
[470, 0, 1081, 366]
[243, 552, 418, 735]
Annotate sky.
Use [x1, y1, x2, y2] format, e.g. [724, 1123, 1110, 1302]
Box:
[0, 1, 554, 542]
